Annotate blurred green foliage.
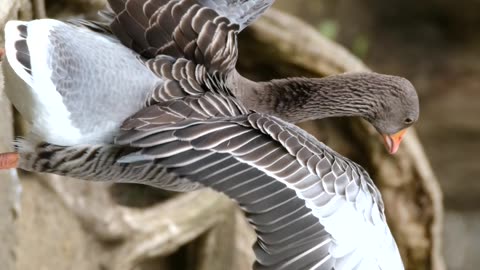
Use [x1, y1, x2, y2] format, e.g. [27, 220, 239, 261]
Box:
[352, 35, 369, 59]
[317, 19, 338, 40]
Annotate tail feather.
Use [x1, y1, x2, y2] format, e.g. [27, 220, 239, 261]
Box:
[4, 20, 32, 85]
[3, 19, 84, 144]
[3, 19, 159, 146]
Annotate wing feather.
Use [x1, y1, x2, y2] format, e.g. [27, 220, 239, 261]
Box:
[107, 0, 240, 73]
[197, 0, 275, 30]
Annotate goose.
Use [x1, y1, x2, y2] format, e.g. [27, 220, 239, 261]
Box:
[0, 0, 419, 269]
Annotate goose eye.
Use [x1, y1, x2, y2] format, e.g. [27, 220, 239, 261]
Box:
[404, 118, 413, 124]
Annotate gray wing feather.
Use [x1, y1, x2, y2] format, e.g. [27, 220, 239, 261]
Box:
[197, 0, 275, 30]
[144, 56, 244, 105]
[106, 0, 239, 73]
[116, 100, 368, 268]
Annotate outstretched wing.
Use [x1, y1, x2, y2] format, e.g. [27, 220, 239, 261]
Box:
[106, 0, 240, 73]
[114, 95, 398, 269]
[116, 100, 334, 269]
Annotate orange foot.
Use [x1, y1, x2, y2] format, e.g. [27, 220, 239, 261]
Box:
[0, 152, 19, 169]
[0, 48, 4, 59]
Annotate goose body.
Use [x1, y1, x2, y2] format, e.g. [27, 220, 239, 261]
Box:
[4, 19, 159, 145]
[0, 0, 420, 269]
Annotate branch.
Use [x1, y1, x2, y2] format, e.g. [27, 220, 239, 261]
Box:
[41, 175, 239, 269]
[32, 0, 47, 19]
[0, 0, 32, 44]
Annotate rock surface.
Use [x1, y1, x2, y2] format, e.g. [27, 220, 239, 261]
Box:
[16, 176, 103, 270]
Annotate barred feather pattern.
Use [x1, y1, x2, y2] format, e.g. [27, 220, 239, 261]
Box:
[107, 0, 240, 72]
[144, 55, 240, 105]
[17, 140, 202, 191]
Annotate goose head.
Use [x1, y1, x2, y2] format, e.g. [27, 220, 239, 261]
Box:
[349, 72, 419, 154]
[245, 72, 420, 154]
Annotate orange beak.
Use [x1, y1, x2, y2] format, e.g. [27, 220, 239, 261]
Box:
[0, 152, 19, 169]
[382, 129, 407, 154]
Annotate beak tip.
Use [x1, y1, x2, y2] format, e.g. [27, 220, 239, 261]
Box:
[389, 145, 400, 155]
[382, 129, 407, 155]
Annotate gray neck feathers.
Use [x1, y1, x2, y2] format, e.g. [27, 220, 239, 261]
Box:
[230, 72, 389, 123]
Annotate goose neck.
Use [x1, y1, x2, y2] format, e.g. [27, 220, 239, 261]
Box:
[230, 73, 379, 123]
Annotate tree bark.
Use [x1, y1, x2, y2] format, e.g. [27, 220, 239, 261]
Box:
[0, 1, 32, 270]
